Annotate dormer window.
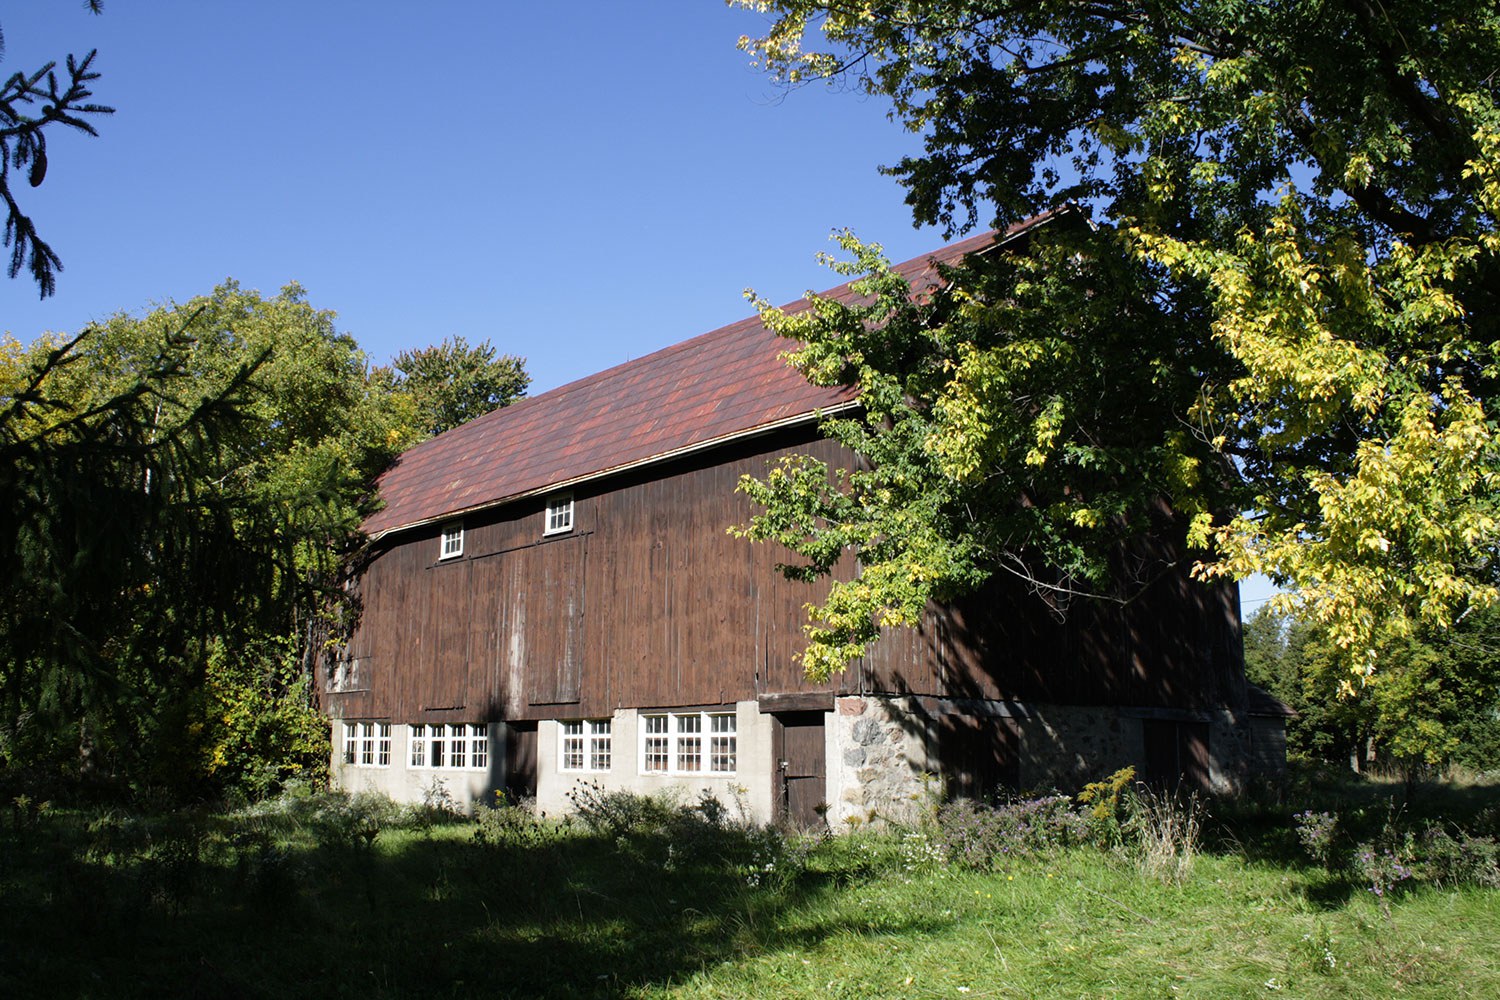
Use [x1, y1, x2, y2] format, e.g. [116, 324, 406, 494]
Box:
[544, 495, 574, 536]
[439, 522, 464, 560]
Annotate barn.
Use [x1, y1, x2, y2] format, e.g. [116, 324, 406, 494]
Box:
[327, 219, 1282, 826]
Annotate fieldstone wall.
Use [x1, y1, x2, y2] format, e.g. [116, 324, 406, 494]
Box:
[828, 697, 1267, 826]
[826, 696, 938, 829]
[1015, 705, 1140, 791]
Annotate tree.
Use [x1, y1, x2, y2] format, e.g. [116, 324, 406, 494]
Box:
[1247, 604, 1500, 776]
[733, 1, 1500, 683]
[0, 283, 401, 796]
[1, 3, 112, 297]
[375, 335, 529, 441]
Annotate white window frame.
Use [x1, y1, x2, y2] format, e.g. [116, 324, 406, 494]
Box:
[639, 711, 736, 776]
[544, 494, 574, 536]
[342, 721, 391, 768]
[439, 522, 464, 560]
[408, 723, 489, 770]
[559, 718, 612, 772]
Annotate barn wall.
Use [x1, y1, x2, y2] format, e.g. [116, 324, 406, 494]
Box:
[327, 426, 1249, 798]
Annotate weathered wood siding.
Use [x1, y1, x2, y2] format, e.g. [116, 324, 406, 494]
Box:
[327, 426, 1243, 723]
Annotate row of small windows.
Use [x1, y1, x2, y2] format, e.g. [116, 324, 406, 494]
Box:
[438, 495, 574, 561]
[343, 713, 738, 776]
[342, 722, 488, 771]
[561, 712, 737, 775]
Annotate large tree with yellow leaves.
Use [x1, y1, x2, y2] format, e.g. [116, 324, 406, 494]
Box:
[732, 0, 1500, 685]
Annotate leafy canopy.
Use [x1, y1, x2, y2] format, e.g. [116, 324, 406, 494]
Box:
[374, 335, 529, 441]
[0, 283, 400, 794]
[733, 0, 1500, 682]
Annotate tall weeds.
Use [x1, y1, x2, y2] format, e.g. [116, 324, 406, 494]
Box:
[1124, 784, 1204, 884]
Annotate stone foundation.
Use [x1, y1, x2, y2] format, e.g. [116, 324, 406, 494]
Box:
[826, 696, 1267, 829]
[826, 696, 937, 829]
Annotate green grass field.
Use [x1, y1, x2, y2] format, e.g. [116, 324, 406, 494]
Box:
[2, 781, 1497, 999]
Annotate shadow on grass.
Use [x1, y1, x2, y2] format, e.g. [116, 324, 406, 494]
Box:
[0, 811, 951, 999]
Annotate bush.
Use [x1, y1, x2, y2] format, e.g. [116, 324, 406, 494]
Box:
[473, 790, 560, 850]
[1293, 810, 1340, 867]
[933, 794, 1089, 871]
[1416, 823, 1500, 888]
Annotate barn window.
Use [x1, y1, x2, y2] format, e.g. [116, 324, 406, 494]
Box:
[409, 723, 488, 770]
[544, 495, 574, 535]
[559, 719, 611, 772]
[342, 721, 391, 767]
[642, 715, 670, 772]
[439, 522, 464, 560]
[564, 719, 609, 773]
[639, 712, 735, 775]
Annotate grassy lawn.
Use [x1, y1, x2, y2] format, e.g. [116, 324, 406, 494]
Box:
[1, 785, 1497, 999]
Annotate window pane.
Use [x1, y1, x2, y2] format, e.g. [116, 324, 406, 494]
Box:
[409, 725, 426, 767]
[471, 725, 488, 769]
[590, 719, 612, 771]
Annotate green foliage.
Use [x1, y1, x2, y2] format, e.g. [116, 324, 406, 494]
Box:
[736, 227, 1226, 679]
[374, 334, 528, 441]
[735, 0, 1500, 683]
[1252, 606, 1500, 774]
[0, 283, 400, 799]
[472, 789, 559, 849]
[1077, 765, 1137, 846]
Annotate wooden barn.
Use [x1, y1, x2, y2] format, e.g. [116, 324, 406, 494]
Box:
[327, 222, 1284, 826]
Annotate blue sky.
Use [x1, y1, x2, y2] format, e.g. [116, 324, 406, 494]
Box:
[3, 2, 1278, 614]
[4, 2, 946, 391]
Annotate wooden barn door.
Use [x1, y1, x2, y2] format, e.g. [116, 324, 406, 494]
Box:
[504, 722, 537, 800]
[773, 712, 826, 830]
[1143, 720, 1210, 791]
[939, 713, 1019, 800]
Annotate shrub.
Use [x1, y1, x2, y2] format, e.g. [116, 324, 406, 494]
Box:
[933, 794, 1088, 871]
[1354, 845, 1415, 918]
[473, 790, 561, 850]
[1293, 810, 1340, 867]
[1076, 767, 1136, 847]
[1416, 823, 1500, 889]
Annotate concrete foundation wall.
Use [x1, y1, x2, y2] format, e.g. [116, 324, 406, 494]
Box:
[331, 724, 503, 810]
[535, 702, 774, 823]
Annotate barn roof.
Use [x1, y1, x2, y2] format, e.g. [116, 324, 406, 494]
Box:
[363, 214, 1065, 539]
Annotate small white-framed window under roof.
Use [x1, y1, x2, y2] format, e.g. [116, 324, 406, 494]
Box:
[439, 521, 464, 560]
[544, 494, 574, 536]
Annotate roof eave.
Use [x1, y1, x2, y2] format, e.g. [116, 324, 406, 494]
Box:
[366, 399, 860, 543]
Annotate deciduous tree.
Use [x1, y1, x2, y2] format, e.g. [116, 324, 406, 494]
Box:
[376, 335, 528, 441]
[0, 283, 401, 795]
[733, 0, 1500, 682]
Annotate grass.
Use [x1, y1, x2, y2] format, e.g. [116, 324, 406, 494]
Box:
[1, 781, 1498, 998]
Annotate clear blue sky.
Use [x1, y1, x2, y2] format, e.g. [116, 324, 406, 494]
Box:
[3, 2, 1278, 615]
[4, 1, 946, 391]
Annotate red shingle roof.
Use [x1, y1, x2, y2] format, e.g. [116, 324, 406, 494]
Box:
[363, 221, 1052, 538]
